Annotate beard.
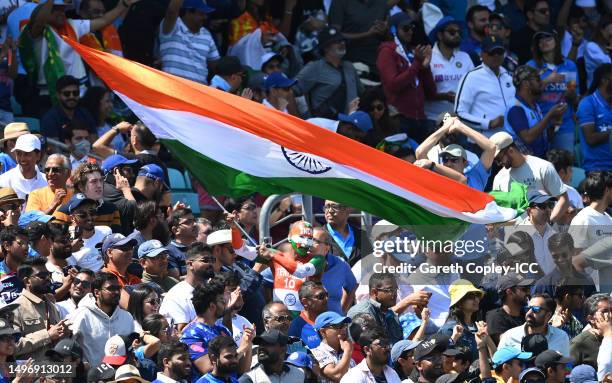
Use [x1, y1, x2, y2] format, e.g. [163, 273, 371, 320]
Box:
[216, 361, 239, 375]
[422, 365, 444, 381]
[443, 38, 461, 49]
[32, 282, 52, 295]
[52, 246, 72, 260]
[258, 349, 281, 366]
[194, 267, 215, 281]
[169, 362, 190, 380]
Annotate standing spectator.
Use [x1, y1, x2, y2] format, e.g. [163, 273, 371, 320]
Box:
[584, 15, 612, 89]
[262, 71, 299, 116]
[527, 28, 580, 152]
[209, 56, 246, 94]
[78, 0, 123, 57]
[294, 26, 362, 119]
[0, 36, 16, 128]
[167, 207, 198, 279]
[498, 294, 571, 357]
[505, 65, 567, 158]
[69, 272, 135, 366]
[66, 193, 110, 272]
[322, 200, 367, 266]
[328, 0, 388, 72]
[13, 256, 68, 360]
[151, 341, 192, 383]
[240, 329, 302, 383]
[377, 12, 435, 143]
[139, 240, 178, 293]
[289, 281, 328, 349]
[0, 134, 47, 201]
[25, 154, 72, 221]
[215, 271, 253, 347]
[454, 36, 515, 138]
[56, 269, 94, 319]
[39, 76, 96, 140]
[0, 187, 22, 229]
[160, 0, 220, 85]
[81, 87, 127, 153]
[510, 0, 552, 64]
[101, 154, 139, 235]
[125, 201, 169, 251]
[100, 233, 140, 288]
[159, 242, 215, 332]
[425, 17, 474, 125]
[45, 222, 78, 300]
[546, 150, 584, 212]
[341, 327, 401, 382]
[491, 132, 570, 224]
[199, 336, 241, 383]
[311, 311, 354, 383]
[486, 273, 533, 344]
[570, 293, 609, 366]
[0, 225, 29, 303]
[460, 5, 490, 64]
[576, 64, 612, 172]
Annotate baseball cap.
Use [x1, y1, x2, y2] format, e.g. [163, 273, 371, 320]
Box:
[253, 329, 289, 346]
[569, 365, 598, 383]
[443, 347, 469, 359]
[492, 347, 533, 368]
[181, 0, 214, 13]
[391, 340, 421, 362]
[490, 131, 514, 157]
[317, 27, 345, 49]
[513, 65, 540, 88]
[286, 351, 313, 370]
[532, 26, 556, 44]
[389, 12, 413, 28]
[87, 363, 115, 382]
[18, 210, 53, 228]
[206, 229, 232, 246]
[521, 333, 548, 356]
[534, 350, 573, 369]
[12, 133, 41, 153]
[482, 36, 505, 53]
[102, 333, 140, 365]
[260, 52, 283, 71]
[137, 239, 168, 259]
[413, 334, 449, 361]
[216, 56, 245, 77]
[0, 318, 19, 337]
[45, 338, 83, 360]
[137, 164, 168, 188]
[264, 71, 297, 91]
[101, 233, 137, 255]
[489, 13, 510, 28]
[101, 154, 138, 174]
[441, 144, 467, 160]
[528, 191, 554, 205]
[519, 367, 546, 383]
[314, 311, 352, 331]
[497, 272, 534, 292]
[338, 111, 373, 132]
[436, 374, 460, 383]
[67, 193, 96, 214]
[429, 16, 462, 43]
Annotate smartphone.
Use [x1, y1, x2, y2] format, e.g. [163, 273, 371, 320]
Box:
[262, 237, 272, 248]
[70, 226, 82, 241]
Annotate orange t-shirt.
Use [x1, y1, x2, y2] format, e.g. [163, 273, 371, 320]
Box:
[25, 186, 73, 222]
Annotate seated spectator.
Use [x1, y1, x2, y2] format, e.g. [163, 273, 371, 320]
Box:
[101, 333, 140, 368]
[491, 347, 534, 383]
[311, 311, 354, 382]
[240, 329, 301, 383]
[69, 272, 135, 366]
[534, 350, 574, 383]
[570, 294, 610, 366]
[100, 233, 140, 288]
[289, 281, 328, 349]
[167, 207, 198, 279]
[576, 64, 612, 172]
[209, 55, 246, 93]
[100, 154, 139, 235]
[0, 37, 16, 127]
[546, 150, 584, 219]
[488, 13, 519, 74]
[152, 341, 192, 383]
[262, 71, 299, 116]
[498, 294, 570, 357]
[261, 301, 308, 356]
[551, 283, 585, 339]
[460, 5, 490, 64]
[509, 0, 552, 64]
[505, 65, 567, 158]
[341, 326, 400, 382]
[0, 225, 29, 303]
[66, 193, 110, 272]
[0, 134, 47, 201]
[139, 240, 178, 292]
[411, 334, 449, 383]
[56, 268, 94, 319]
[64, 120, 95, 170]
[0, 187, 23, 229]
[486, 273, 533, 344]
[391, 339, 421, 383]
[26, 154, 72, 221]
[0, 122, 30, 176]
[160, 0, 220, 85]
[26, 220, 52, 258]
[45, 222, 79, 300]
[40, 75, 96, 140]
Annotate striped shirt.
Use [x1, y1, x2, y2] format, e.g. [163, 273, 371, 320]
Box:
[159, 18, 220, 84]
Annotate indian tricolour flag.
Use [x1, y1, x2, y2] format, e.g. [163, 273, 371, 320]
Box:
[66, 38, 515, 229]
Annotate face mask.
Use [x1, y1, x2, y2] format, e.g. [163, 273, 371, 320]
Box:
[73, 140, 91, 158]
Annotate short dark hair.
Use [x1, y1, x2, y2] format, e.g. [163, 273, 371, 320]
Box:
[157, 341, 189, 366]
[76, 268, 95, 279]
[1, 226, 28, 255]
[192, 278, 225, 315]
[525, 0, 549, 14]
[92, 271, 119, 291]
[216, 271, 240, 289]
[584, 293, 609, 318]
[546, 149, 573, 173]
[132, 123, 156, 149]
[17, 256, 47, 281]
[142, 313, 167, 338]
[56, 75, 79, 93]
[186, 241, 213, 260]
[133, 201, 159, 230]
[170, 208, 193, 234]
[466, 4, 490, 23]
[358, 326, 387, 351]
[62, 119, 91, 142]
[368, 272, 396, 290]
[547, 232, 574, 253]
[208, 336, 237, 359]
[262, 301, 287, 322]
[531, 293, 556, 313]
[583, 171, 612, 201]
[553, 281, 583, 301]
[47, 222, 69, 242]
[26, 221, 51, 243]
[299, 281, 324, 299]
[223, 196, 253, 214]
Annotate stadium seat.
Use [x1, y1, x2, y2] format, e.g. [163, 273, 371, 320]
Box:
[571, 166, 586, 189]
[168, 168, 187, 190]
[10, 97, 22, 116]
[184, 170, 192, 190]
[171, 192, 200, 215]
[14, 117, 40, 133]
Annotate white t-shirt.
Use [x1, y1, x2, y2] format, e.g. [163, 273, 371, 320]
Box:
[71, 226, 111, 272]
[0, 166, 47, 203]
[493, 155, 567, 197]
[566, 184, 584, 209]
[561, 31, 587, 59]
[215, 313, 253, 346]
[569, 206, 612, 249]
[159, 281, 196, 326]
[425, 44, 474, 121]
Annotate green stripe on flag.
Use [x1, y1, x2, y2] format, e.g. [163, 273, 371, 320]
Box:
[163, 140, 468, 237]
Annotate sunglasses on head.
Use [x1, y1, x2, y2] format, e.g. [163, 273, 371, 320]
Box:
[61, 90, 79, 97]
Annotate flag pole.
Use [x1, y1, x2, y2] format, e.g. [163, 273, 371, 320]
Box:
[210, 195, 258, 246]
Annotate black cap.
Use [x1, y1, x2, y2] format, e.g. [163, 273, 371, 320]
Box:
[87, 363, 115, 382]
[443, 347, 470, 361]
[389, 12, 413, 28]
[414, 334, 449, 361]
[534, 350, 573, 368]
[489, 13, 510, 28]
[318, 27, 345, 49]
[482, 36, 505, 53]
[521, 333, 548, 357]
[436, 373, 460, 383]
[216, 56, 246, 76]
[253, 329, 289, 346]
[45, 338, 83, 360]
[497, 272, 535, 292]
[532, 26, 557, 44]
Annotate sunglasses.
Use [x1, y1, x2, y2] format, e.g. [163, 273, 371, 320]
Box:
[524, 305, 545, 313]
[145, 298, 161, 305]
[310, 292, 328, 301]
[102, 285, 122, 292]
[530, 202, 555, 210]
[241, 203, 257, 211]
[325, 322, 347, 330]
[73, 278, 92, 288]
[61, 90, 79, 97]
[32, 271, 51, 279]
[441, 155, 461, 164]
[270, 315, 292, 322]
[323, 204, 346, 212]
[376, 287, 397, 293]
[44, 166, 65, 174]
